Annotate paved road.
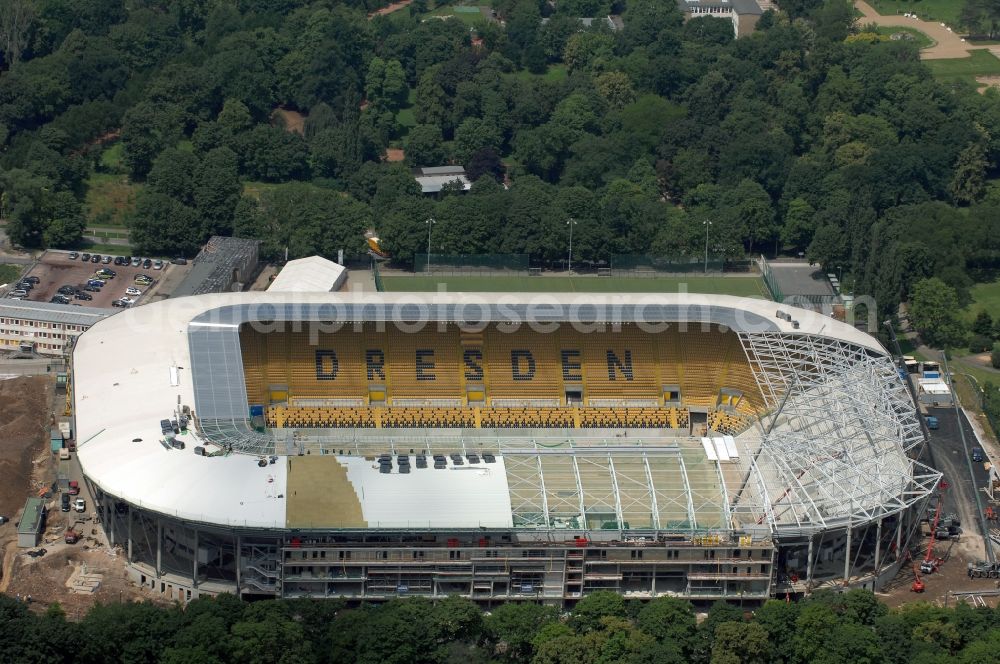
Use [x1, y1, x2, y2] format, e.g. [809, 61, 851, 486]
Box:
[0, 255, 33, 265]
[925, 406, 992, 557]
[855, 1, 992, 60]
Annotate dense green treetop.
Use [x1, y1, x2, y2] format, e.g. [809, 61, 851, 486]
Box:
[2, 589, 1000, 664]
[1, 0, 1000, 335]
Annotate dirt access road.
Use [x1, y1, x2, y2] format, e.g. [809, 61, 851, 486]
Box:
[369, 0, 413, 18]
[855, 1, 994, 60]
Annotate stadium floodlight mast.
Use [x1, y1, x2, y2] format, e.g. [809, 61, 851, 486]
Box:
[425, 217, 435, 274]
[567, 218, 577, 274]
[703, 220, 712, 273]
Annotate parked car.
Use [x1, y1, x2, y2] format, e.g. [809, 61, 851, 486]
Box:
[82, 285, 100, 292]
[73, 498, 86, 513]
[9, 289, 27, 297]
[80, 253, 91, 262]
[68, 481, 79, 496]
[125, 287, 142, 296]
[50, 295, 71, 304]
[925, 416, 939, 430]
[68, 252, 79, 260]
[153, 259, 164, 270]
[111, 299, 128, 308]
[90, 254, 101, 263]
[102, 255, 112, 264]
[142, 258, 152, 269]
[131, 257, 141, 267]
[86, 279, 104, 288]
[973, 447, 985, 462]
[61, 494, 71, 512]
[118, 296, 135, 305]
[75, 292, 92, 301]
[57, 285, 76, 295]
[24, 276, 39, 284]
[171, 257, 187, 265]
[134, 277, 153, 286]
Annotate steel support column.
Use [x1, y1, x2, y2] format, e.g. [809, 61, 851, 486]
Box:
[127, 507, 132, 562]
[156, 519, 163, 578]
[193, 528, 199, 589]
[235, 534, 241, 597]
[843, 526, 852, 584]
[805, 536, 814, 590]
[896, 515, 904, 560]
[873, 518, 883, 578]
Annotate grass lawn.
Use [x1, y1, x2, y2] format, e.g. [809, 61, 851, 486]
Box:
[869, 0, 961, 27]
[243, 181, 284, 199]
[99, 142, 125, 172]
[512, 65, 568, 83]
[84, 173, 142, 226]
[428, 2, 489, 26]
[396, 107, 417, 130]
[875, 25, 935, 49]
[85, 228, 131, 240]
[382, 274, 770, 297]
[965, 279, 1000, 323]
[80, 241, 135, 255]
[925, 49, 1000, 82]
[0, 264, 24, 285]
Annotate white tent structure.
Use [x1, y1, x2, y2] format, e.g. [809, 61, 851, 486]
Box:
[267, 256, 346, 293]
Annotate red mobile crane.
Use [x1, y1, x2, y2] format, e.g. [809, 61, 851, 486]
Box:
[911, 561, 925, 592]
[912, 480, 949, 591]
[923, 481, 950, 572]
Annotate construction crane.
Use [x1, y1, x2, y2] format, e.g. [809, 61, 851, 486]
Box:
[911, 560, 925, 593]
[921, 480, 950, 575]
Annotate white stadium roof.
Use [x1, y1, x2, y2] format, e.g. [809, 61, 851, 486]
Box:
[73, 292, 935, 532]
[267, 256, 346, 293]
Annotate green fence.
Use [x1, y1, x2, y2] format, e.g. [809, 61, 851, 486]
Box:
[758, 255, 784, 303]
[413, 253, 530, 275]
[610, 254, 727, 274]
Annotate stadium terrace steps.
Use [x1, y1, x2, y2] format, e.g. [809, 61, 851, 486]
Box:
[267, 405, 696, 430]
[242, 323, 765, 418]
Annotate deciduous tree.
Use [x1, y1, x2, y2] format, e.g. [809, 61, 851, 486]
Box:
[909, 277, 968, 348]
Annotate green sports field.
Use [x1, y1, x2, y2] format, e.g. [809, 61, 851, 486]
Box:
[381, 274, 770, 297]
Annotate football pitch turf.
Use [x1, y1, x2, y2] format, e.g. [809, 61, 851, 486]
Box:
[381, 275, 770, 298]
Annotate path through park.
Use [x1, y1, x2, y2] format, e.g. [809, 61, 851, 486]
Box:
[855, 1, 991, 60]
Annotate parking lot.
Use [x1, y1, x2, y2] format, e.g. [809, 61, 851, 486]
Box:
[16, 250, 174, 309]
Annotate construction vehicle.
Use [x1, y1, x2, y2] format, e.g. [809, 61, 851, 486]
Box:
[911, 562, 925, 592]
[920, 480, 950, 575]
[967, 560, 1000, 578]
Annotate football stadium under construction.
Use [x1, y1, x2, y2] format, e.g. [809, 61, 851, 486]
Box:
[70, 292, 941, 605]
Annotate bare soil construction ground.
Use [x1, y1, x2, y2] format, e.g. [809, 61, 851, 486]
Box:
[880, 527, 1000, 608]
[0, 376, 53, 519]
[0, 375, 158, 616]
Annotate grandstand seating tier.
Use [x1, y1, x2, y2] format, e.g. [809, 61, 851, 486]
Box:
[242, 323, 764, 423]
